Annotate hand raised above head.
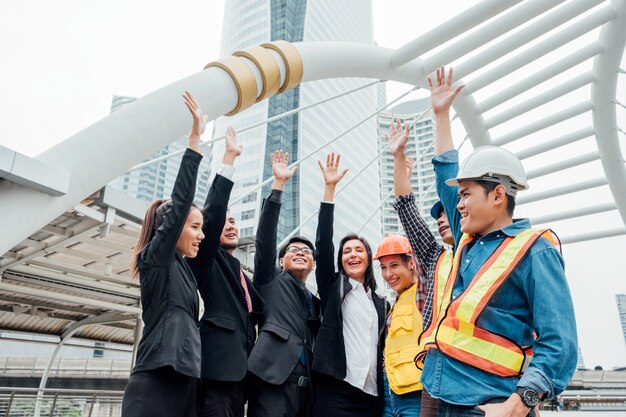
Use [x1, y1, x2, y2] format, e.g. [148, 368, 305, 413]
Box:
[183, 91, 208, 137]
[428, 66, 464, 115]
[225, 126, 243, 155]
[271, 150, 297, 183]
[386, 119, 410, 156]
[317, 152, 348, 186]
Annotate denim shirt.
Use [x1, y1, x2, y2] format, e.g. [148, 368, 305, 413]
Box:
[420, 150, 578, 405]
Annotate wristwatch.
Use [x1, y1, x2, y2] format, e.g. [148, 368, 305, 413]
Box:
[514, 387, 541, 408]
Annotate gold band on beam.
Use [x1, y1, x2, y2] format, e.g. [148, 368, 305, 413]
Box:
[204, 56, 257, 116]
[262, 41, 303, 94]
[234, 46, 281, 102]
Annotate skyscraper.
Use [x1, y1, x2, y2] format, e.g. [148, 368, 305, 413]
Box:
[108, 96, 211, 207]
[616, 294, 626, 351]
[377, 98, 439, 239]
[211, 1, 381, 257]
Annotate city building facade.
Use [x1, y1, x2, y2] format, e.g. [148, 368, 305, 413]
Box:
[210, 0, 382, 267]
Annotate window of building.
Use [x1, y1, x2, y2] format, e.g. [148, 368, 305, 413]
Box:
[240, 227, 254, 238]
[241, 209, 255, 220]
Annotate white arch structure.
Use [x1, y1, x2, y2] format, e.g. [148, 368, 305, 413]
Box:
[1, 0, 625, 256]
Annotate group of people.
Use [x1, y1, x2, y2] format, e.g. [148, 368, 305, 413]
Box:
[121, 68, 578, 417]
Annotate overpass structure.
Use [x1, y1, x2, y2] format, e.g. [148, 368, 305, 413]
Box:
[0, 1, 625, 414]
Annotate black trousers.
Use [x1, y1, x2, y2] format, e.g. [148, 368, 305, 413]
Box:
[248, 363, 313, 417]
[314, 373, 381, 417]
[121, 366, 198, 417]
[198, 379, 245, 417]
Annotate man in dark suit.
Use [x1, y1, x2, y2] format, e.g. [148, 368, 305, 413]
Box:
[247, 150, 320, 417]
[187, 127, 264, 417]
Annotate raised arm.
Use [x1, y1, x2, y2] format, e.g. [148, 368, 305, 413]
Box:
[430, 67, 464, 246]
[253, 150, 297, 284]
[315, 153, 348, 300]
[429, 66, 464, 156]
[387, 119, 443, 272]
[141, 92, 203, 266]
[187, 126, 241, 275]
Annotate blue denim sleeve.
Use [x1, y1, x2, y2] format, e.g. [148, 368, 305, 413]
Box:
[432, 150, 462, 247]
[518, 245, 578, 399]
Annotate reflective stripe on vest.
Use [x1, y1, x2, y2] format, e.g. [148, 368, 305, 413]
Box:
[414, 250, 453, 370]
[434, 228, 559, 378]
[384, 282, 424, 394]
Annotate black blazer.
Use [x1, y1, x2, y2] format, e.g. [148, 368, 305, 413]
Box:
[134, 149, 203, 379]
[247, 190, 321, 385]
[311, 202, 387, 399]
[186, 174, 264, 382]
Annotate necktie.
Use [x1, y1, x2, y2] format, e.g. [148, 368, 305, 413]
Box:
[240, 269, 252, 313]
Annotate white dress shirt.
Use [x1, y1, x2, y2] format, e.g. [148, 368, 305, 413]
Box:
[341, 277, 378, 396]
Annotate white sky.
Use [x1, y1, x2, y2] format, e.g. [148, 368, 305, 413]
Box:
[1, 0, 626, 369]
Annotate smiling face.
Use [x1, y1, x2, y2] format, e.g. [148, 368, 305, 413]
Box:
[341, 239, 369, 282]
[176, 207, 204, 258]
[280, 242, 315, 280]
[457, 180, 499, 236]
[379, 254, 415, 294]
[220, 211, 239, 252]
[437, 211, 454, 245]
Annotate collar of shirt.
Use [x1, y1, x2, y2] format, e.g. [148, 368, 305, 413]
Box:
[348, 277, 372, 300]
[473, 218, 531, 240]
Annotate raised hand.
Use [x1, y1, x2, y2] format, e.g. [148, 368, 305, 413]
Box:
[183, 91, 208, 137]
[386, 119, 410, 156]
[318, 153, 348, 186]
[223, 126, 243, 165]
[271, 150, 297, 190]
[428, 66, 464, 115]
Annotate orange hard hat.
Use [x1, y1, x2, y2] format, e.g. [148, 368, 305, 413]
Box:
[374, 234, 413, 260]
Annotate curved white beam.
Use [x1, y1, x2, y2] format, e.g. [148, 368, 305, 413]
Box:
[515, 127, 595, 160]
[391, 0, 521, 67]
[476, 43, 603, 113]
[463, 4, 616, 93]
[592, 0, 626, 226]
[484, 72, 595, 129]
[421, 0, 568, 74]
[454, 0, 604, 78]
[492, 101, 594, 146]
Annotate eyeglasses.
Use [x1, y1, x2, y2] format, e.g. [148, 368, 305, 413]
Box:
[286, 246, 313, 255]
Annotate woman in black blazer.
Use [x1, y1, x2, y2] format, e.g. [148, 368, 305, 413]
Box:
[121, 92, 207, 417]
[312, 153, 387, 417]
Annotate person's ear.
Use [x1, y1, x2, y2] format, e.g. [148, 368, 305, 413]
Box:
[279, 258, 284, 268]
[493, 184, 507, 207]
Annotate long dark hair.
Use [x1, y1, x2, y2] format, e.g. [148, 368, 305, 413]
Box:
[131, 199, 172, 278]
[337, 233, 377, 292]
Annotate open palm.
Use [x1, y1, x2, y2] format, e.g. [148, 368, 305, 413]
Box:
[428, 66, 464, 114]
[386, 119, 410, 156]
[271, 150, 297, 182]
[318, 153, 348, 186]
[182, 91, 208, 136]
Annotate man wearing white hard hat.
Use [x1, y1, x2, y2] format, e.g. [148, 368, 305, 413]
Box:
[419, 67, 577, 417]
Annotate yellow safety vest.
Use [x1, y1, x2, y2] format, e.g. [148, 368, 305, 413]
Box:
[414, 249, 453, 370]
[434, 228, 560, 378]
[384, 282, 424, 394]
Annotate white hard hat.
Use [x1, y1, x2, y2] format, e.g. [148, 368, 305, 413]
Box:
[445, 146, 528, 197]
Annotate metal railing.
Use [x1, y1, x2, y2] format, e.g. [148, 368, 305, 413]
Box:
[0, 388, 123, 417]
[0, 358, 131, 379]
